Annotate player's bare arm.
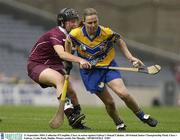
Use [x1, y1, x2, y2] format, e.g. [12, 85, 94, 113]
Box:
[117, 38, 144, 67]
[53, 44, 91, 69]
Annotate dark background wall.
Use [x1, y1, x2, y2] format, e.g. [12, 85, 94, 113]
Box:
[15, 0, 180, 54]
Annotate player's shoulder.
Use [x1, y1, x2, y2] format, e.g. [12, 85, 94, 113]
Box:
[47, 27, 58, 33]
[69, 27, 82, 37]
[43, 27, 60, 38]
[100, 25, 113, 35]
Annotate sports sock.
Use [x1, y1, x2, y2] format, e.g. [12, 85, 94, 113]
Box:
[73, 104, 81, 115]
[64, 108, 73, 117]
[64, 97, 74, 117]
[115, 118, 124, 126]
[136, 111, 145, 120]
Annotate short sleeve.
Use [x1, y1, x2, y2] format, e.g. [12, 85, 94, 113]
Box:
[49, 33, 65, 46]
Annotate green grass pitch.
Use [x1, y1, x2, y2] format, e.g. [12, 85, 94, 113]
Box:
[0, 105, 180, 132]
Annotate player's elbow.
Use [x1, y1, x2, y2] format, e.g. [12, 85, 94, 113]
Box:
[59, 51, 67, 60]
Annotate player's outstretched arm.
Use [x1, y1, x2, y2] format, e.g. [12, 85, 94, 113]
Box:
[117, 38, 144, 67]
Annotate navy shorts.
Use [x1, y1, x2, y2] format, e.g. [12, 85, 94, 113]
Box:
[80, 60, 122, 93]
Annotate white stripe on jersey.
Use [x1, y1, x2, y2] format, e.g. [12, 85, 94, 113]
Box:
[58, 26, 68, 36]
[50, 37, 62, 44]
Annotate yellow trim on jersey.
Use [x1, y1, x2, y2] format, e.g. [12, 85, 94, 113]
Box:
[96, 48, 115, 66]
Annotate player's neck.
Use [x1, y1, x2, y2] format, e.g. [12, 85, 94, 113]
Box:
[87, 30, 96, 39]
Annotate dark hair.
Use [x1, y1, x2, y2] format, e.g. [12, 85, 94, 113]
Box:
[78, 20, 84, 27]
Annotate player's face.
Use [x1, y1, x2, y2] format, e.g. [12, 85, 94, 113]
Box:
[65, 18, 79, 32]
[84, 15, 99, 35]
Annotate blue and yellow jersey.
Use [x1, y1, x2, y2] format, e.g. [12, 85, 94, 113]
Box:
[69, 25, 120, 66]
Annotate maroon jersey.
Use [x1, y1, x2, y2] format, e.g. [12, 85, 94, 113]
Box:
[27, 26, 68, 86]
[28, 26, 67, 65]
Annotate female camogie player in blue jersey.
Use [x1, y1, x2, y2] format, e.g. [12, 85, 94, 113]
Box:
[65, 8, 158, 131]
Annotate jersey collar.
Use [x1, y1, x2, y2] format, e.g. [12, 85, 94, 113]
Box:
[82, 25, 101, 41]
[58, 26, 68, 36]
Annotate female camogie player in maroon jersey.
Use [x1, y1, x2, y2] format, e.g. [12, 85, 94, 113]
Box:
[27, 8, 91, 129]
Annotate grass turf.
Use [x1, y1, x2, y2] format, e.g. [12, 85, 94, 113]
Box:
[0, 105, 180, 132]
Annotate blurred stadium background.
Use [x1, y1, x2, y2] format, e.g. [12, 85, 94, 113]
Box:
[0, 0, 180, 108]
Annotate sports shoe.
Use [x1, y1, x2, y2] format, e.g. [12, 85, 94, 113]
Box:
[72, 122, 91, 130]
[68, 113, 85, 127]
[116, 123, 126, 131]
[142, 114, 158, 127]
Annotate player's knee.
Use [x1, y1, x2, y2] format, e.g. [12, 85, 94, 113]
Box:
[116, 87, 129, 100]
[54, 77, 64, 87]
[120, 93, 131, 102]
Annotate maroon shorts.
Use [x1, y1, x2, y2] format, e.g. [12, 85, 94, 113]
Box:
[27, 61, 65, 88]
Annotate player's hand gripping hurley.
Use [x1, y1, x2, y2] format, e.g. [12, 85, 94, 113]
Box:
[49, 63, 71, 129]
